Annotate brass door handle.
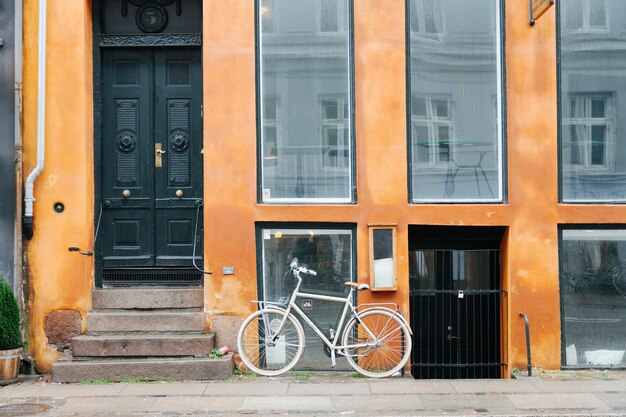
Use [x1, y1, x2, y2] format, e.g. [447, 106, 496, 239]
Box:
[155, 143, 165, 168]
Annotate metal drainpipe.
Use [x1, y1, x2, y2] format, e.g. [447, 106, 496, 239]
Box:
[23, 0, 47, 240]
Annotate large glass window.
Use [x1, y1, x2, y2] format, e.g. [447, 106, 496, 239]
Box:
[560, 0, 626, 202]
[408, 0, 504, 202]
[561, 228, 626, 368]
[258, 0, 353, 203]
[258, 225, 355, 369]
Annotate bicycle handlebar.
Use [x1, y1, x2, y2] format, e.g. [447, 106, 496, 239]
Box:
[290, 258, 317, 276]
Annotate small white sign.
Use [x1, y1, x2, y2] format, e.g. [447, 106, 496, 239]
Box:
[262, 189, 271, 199]
[263, 230, 271, 240]
[266, 318, 286, 365]
[266, 335, 286, 365]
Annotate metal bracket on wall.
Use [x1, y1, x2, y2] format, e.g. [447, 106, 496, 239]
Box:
[68, 204, 103, 256]
[530, 0, 555, 26]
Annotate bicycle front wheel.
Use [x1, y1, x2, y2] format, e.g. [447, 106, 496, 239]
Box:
[342, 309, 412, 378]
[237, 308, 304, 377]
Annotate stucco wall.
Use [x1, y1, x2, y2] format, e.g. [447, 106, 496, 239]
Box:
[24, 0, 626, 374]
[23, 0, 93, 372]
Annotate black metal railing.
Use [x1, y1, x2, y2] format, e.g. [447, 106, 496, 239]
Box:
[410, 287, 508, 379]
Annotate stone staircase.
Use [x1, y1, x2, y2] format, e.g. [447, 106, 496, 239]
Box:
[52, 288, 233, 383]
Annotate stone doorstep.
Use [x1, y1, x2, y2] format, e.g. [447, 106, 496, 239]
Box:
[92, 288, 204, 310]
[87, 310, 205, 332]
[51, 354, 234, 383]
[71, 333, 215, 357]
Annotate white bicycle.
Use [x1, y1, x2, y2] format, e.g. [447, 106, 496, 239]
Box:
[237, 258, 412, 378]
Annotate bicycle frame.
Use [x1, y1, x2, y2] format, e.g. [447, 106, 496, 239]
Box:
[263, 267, 377, 366]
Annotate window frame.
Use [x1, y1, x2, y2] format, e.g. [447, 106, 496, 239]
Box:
[558, 225, 626, 369]
[369, 225, 398, 291]
[405, 0, 507, 204]
[557, 1, 623, 203]
[255, 222, 357, 304]
[255, 0, 356, 205]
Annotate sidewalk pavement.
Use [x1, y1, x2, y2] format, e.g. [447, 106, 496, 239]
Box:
[1, 370, 625, 417]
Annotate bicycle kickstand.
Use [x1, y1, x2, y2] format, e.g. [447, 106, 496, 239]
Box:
[329, 328, 337, 368]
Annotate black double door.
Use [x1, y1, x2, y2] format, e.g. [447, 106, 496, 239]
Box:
[99, 48, 203, 284]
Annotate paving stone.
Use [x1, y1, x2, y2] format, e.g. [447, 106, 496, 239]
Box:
[150, 396, 244, 412]
[507, 393, 610, 409]
[332, 394, 424, 411]
[242, 395, 333, 411]
[419, 393, 516, 410]
[120, 382, 208, 396]
[591, 392, 626, 409]
[59, 396, 157, 413]
[530, 379, 620, 393]
[287, 382, 370, 395]
[37, 383, 126, 397]
[0, 384, 45, 398]
[611, 379, 626, 391]
[203, 382, 289, 396]
[451, 379, 541, 393]
[369, 380, 456, 394]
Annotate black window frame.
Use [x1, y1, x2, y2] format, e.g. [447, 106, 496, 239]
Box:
[254, 0, 357, 205]
[405, 0, 508, 204]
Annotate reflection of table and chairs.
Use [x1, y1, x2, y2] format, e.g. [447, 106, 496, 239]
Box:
[265, 145, 350, 198]
[416, 139, 495, 198]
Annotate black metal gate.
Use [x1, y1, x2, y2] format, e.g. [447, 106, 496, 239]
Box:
[409, 248, 507, 379]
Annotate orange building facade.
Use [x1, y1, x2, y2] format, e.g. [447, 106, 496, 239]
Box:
[19, 0, 626, 377]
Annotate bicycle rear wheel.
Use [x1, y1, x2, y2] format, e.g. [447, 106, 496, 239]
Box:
[342, 309, 412, 378]
[237, 308, 304, 376]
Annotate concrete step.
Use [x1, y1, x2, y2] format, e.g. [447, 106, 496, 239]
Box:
[87, 310, 205, 332]
[92, 288, 204, 310]
[72, 333, 215, 357]
[51, 354, 234, 383]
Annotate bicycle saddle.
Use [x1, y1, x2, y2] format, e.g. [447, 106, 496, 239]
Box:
[344, 282, 370, 291]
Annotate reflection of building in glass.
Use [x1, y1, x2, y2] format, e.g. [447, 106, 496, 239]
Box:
[408, 0, 503, 201]
[560, 0, 626, 201]
[563, 94, 613, 170]
[411, 95, 453, 166]
[259, 0, 352, 202]
[561, 229, 626, 368]
[563, 0, 609, 32]
[409, 0, 444, 37]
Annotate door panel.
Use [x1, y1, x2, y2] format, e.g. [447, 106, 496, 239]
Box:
[100, 48, 203, 272]
[154, 50, 203, 265]
[102, 50, 154, 267]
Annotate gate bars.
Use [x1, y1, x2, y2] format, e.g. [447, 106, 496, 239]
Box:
[410, 287, 508, 379]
